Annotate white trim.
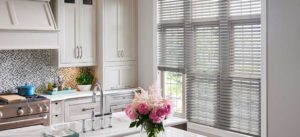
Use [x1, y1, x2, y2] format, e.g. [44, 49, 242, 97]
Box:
[152, 0, 158, 83]
[188, 122, 253, 137]
[261, 0, 267, 137]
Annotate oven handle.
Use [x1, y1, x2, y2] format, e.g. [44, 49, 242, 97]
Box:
[0, 114, 47, 125]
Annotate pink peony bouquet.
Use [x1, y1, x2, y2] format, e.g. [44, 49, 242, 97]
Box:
[125, 84, 173, 137]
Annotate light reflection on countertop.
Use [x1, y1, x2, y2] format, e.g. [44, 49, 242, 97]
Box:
[0, 112, 187, 137]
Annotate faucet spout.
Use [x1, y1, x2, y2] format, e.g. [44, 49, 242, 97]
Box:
[93, 82, 105, 129]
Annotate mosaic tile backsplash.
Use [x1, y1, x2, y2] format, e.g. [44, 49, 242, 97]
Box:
[0, 50, 92, 93]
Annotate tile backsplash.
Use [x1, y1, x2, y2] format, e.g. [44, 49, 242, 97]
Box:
[0, 50, 92, 93]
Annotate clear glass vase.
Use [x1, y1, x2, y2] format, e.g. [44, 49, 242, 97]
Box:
[140, 124, 147, 137]
[140, 124, 165, 137]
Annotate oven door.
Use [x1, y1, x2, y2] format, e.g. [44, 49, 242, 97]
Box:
[0, 113, 49, 131]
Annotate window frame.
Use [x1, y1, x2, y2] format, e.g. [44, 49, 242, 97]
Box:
[157, 0, 266, 137]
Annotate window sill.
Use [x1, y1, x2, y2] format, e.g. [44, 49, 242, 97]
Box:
[187, 122, 254, 137]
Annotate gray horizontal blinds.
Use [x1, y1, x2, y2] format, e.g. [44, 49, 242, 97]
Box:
[158, 0, 186, 72]
[158, 0, 261, 136]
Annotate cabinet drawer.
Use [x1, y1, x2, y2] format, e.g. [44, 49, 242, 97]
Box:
[51, 114, 64, 125]
[64, 97, 102, 122]
[51, 101, 63, 115]
[105, 92, 134, 113]
[109, 93, 134, 104]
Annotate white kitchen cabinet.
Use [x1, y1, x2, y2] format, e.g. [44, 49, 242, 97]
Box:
[98, 0, 138, 90]
[64, 97, 102, 122]
[105, 92, 134, 114]
[52, 0, 96, 67]
[47, 90, 137, 126]
[103, 0, 137, 62]
[50, 101, 64, 124]
[103, 65, 137, 90]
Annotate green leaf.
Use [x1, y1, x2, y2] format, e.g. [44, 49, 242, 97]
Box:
[76, 69, 94, 85]
[136, 120, 141, 127]
[129, 121, 137, 128]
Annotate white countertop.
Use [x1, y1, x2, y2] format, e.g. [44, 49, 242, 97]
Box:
[42, 88, 138, 101]
[0, 112, 188, 137]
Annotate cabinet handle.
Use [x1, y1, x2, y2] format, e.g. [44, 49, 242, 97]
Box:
[82, 108, 94, 111]
[80, 46, 83, 59]
[121, 50, 124, 57]
[76, 46, 80, 58]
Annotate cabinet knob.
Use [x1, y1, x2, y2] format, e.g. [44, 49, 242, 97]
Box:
[37, 105, 43, 113]
[27, 106, 33, 114]
[17, 108, 24, 116]
[43, 104, 49, 112]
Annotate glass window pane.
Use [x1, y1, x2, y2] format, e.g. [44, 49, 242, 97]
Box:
[163, 71, 183, 114]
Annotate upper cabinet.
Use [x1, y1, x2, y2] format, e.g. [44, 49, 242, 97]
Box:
[52, 0, 96, 67]
[103, 0, 137, 62]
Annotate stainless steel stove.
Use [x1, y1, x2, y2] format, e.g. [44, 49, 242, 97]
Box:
[0, 94, 50, 131]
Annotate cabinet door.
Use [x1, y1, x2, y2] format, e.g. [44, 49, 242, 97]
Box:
[103, 65, 137, 90]
[61, 0, 79, 64]
[120, 65, 137, 89]
[79, 0, 96, 63]
[118, 0, 136, 61]
[104, 0, 120, 62]
[103, 66, 120, 90]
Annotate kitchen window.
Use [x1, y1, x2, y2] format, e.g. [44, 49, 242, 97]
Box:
[158, 0, 261, 136]
[161, 71, 185, 117]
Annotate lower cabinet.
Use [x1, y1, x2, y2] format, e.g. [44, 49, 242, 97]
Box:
[64, 97, 102, 122]
[105, 91, 134, 114]
[50, 101, 64, 125]
[51, 114, 64, 124]
[49, 90, 136, 126]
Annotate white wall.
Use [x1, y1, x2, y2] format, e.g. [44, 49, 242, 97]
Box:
[267, 0, 300, 137]
[137, 0, 157, 89]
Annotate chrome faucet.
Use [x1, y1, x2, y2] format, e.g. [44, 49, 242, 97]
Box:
[93, 82, 105, 129]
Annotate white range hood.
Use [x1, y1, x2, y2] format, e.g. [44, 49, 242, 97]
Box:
[0, 0, 59, 49]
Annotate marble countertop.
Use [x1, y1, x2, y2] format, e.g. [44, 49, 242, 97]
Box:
[0, 112, 188, 137]
[42, 88, 138, 101]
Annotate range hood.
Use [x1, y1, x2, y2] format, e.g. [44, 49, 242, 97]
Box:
[0, 0, 59, 49]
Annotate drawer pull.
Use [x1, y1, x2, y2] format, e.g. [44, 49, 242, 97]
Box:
[82, 108, 94, 111]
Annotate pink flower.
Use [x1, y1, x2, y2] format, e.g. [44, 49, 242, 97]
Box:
[148, 82, 162, 100]
[161, 99, 173, 116]
[137, 102, 150, 115]
[125, 104, 138, 120]
[163, 104, 172, 116]
[149, 107, 166, 123]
